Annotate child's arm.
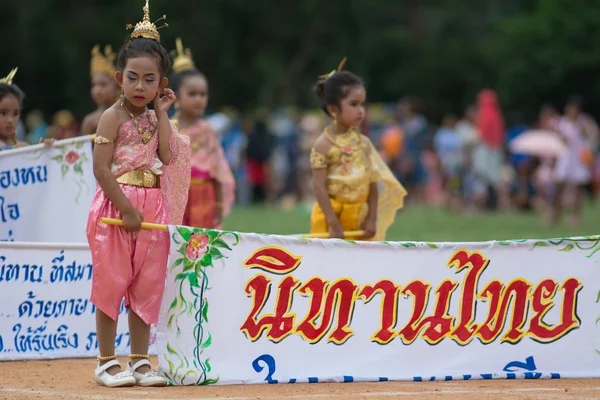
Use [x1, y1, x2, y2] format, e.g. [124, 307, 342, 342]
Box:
[363, 182, 378, 239]
[213, 179, 223, 226]
[80, 114, 97, 136]
[154, 89, 177, 165]
[363, 138, 379, 239]
[93, 110, 143, 232]
[311, 138, 343, 238]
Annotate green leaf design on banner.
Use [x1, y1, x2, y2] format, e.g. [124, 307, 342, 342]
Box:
[205, 358, 212, 373]
[532, 241, 549, 250]
[596, 290, 600, 303]
[183, 259, 195, 272]
[169, 297, 178, 311]
[188, 273, 200, 288]
[213, 239, 232, 251]
[172, 258, 184, 268]
[74, 163, 83, 175]
[181, 370, 198, 382]
[207, 230, 219, 242]
[61, 164, 69, 178]
[201, 333, 212, 349]
[559, 244, 574, 252]
[200, 377, 220, 386]
[426, 242, 438, 249]
[401, 242, 416, 248]
[497, 241, 511, 246]
[167, 343, 177, 355]
[202, 300, 209, 323]
[177, 227, 193, 242]
[200, 253, 212, 267]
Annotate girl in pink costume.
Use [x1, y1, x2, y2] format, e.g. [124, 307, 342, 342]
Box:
[170, 38, 235, 229]
[86, 1, 190, 388]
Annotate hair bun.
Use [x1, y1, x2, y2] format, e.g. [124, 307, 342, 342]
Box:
[314, 79, 326, 98]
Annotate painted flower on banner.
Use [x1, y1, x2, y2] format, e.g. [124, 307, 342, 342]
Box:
[64, 150, 80, 165]
[186, 233, 209, 261]
[49, 141, 91, 204]
[163, 227, 240, 386]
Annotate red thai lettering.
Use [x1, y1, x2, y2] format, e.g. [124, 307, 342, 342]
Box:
[359, 280, 401, 344]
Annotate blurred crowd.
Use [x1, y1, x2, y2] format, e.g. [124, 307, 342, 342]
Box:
[17, 90, 599, 225]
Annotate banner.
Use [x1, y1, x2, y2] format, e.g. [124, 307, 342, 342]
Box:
[157, 228, 600, 385]
[0, 137, 95, 242]
[0, 242, 156, 360]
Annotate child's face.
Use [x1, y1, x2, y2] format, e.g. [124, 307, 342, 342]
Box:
[0, 94, 20, 137]
[337, 85, 366, 129]
[177, 75, 208, 118]
[91, 72, 120, 107]
[117, 56, 166, 109]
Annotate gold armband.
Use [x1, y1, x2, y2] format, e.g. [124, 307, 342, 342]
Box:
[94, 136, 114, 145]
[310, 148, 327, 170]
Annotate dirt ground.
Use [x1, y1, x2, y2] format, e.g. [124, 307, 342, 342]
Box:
[0, 357, 598, 400]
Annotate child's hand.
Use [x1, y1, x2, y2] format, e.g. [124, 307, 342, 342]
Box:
[122, 209, 144, 232]
[362, 215, 377, 239]
[154, 88, 177, 117]
[328, 220, 344, 239]
[39, 138, 55, 148]
[213, 204, 223, 228]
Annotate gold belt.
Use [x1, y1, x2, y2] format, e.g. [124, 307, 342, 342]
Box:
[190, 178, 210, 186]
[116, 170, 160, 188]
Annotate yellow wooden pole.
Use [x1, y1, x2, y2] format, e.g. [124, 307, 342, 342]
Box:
[100, 218, 364, 238]
[303, 230, 364, 239]
[100, 217, 168, 231]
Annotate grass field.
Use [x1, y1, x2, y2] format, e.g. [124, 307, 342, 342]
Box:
[223, 201, 600, 242]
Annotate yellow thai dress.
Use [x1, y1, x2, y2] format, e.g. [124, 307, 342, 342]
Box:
[310, 128, 407, 241]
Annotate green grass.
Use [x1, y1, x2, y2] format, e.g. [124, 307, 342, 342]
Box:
[223, 201, 600, 242]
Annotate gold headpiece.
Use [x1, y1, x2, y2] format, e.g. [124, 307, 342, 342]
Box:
[0, 68, 18, 85]
[126, 0, 168, 42]
[319, 57, 347, 80]
[172, 38, 196, 73]
[90, 45, 117, 77]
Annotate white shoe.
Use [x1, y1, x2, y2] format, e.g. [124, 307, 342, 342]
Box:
[127, 359, 167, 387]
[95, 360, 136, 388]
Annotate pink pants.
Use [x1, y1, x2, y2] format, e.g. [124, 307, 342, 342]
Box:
[86, 184, 169, 325]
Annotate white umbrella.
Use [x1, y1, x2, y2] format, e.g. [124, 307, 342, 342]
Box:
[509, 130, 566, 158]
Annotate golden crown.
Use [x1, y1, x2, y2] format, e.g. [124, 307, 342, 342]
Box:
[319, 57, 347, 79]
[172, 38, 196, 73]
[0, 67, 18, 85]
[126, 0, 168, 42]
[90, 45, 117, 77]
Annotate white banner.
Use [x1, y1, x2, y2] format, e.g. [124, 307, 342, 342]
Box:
[158, 228, 600, 385]
[0, 137, 95, 242]
[0, 242, 156, 360]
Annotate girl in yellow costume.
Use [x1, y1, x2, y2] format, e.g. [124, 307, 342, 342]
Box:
[310, 59, 406, 240]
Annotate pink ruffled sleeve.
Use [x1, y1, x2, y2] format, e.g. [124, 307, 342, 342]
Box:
[161, 121, 191, 225]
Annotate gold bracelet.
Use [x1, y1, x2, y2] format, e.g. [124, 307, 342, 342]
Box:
[128, 354, 150, 359]
[96, 354, 117, 361]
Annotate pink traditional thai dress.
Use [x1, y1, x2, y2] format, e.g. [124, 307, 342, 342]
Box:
[178, 120, 235, 229]
[86, 111, 191, 325]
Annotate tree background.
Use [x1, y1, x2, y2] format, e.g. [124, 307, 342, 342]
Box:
[1, 0, 599, 124]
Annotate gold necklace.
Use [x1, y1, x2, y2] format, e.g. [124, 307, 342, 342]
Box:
[122, 101, 155, 144]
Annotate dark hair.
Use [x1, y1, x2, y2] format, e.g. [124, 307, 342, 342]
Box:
[0, 83, 25, 108]
[117, 38, 171, 77]
[170, 69, 206, 94]
[566, 95, 584, 109]
[314, 71, 364, 116]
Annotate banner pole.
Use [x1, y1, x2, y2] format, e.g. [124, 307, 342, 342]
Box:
[99, 218, 364, 238]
